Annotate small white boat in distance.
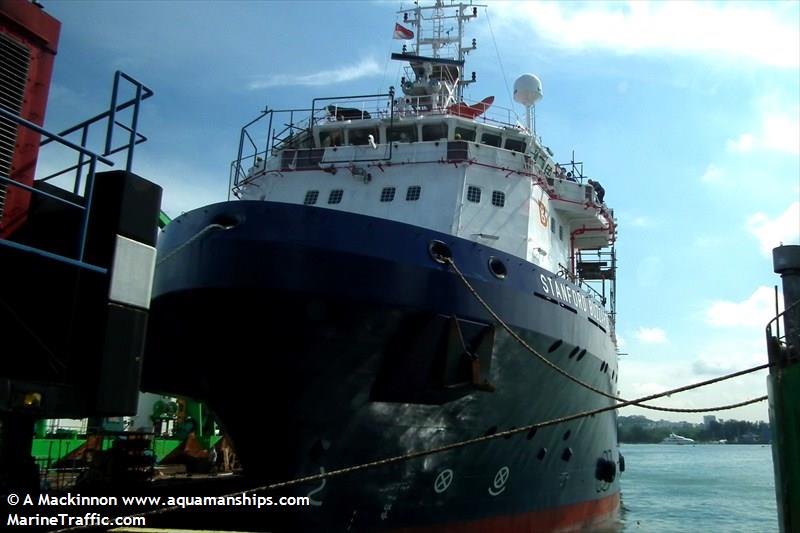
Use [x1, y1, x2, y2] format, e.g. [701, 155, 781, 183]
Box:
[662, 432, 695, 444]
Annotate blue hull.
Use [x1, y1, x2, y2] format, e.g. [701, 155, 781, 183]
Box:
[142, 201, 621, 531]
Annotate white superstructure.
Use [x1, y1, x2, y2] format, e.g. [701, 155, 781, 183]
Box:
[234, 0, 615, 307]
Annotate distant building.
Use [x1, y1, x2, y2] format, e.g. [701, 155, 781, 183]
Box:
[704, 415, 717, 428]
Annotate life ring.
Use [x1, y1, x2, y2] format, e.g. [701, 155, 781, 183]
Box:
[538, 201, 548, 227]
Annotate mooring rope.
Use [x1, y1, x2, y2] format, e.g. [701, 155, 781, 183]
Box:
[51, 252, 771, 531]
[156, 223, 232, 266]
[444, 256, 770, 413]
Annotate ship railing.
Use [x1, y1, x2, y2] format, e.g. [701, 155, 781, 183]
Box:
[230, 106, 318, 197]
[0, 108, 112, 271]
[0, 71, 152, 271]
[38, 71, 153, 195]
[392, 94, 523, 129]
[766, 297, 799, 367]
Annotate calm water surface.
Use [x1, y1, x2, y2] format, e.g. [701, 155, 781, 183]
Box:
[618, 444, 778, 532]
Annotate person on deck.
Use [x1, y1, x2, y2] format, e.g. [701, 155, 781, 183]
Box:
[587, 179, 605, 203]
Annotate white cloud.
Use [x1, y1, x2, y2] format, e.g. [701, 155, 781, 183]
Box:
[705, 286, 784, 328]
[726, 133, 754, 153]
[763, 113, 800, 155]
[636, 327, 666, 344]
[700, 164, 724, 183]
[248, 58, 382, 89]
[494, 1, 799, 68]
[726, 113, 800, 156]
[747, 202, 800, 255]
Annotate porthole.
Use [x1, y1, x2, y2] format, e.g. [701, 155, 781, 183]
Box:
[491, 190, 505, 207]
[428, 240, 452, 264]
[488, 257, 507, 279]
[380, 187, 396, 202]
[406, 185, 421, 201]
[576, 349, 587, 361]
[303, 190, 319, 205]
[527, 427, 538, 440]
[484, 426, 498, 437]
[568, 347, 580, 359]
[328, 189, 344, 204]
[547, 339, 563, 353]
[561, 448, 573, 462]
[537, 448, 547, 460]
[563, 429, 571, 441]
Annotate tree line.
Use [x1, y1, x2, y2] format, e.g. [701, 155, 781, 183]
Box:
[618, 415, 771, 444]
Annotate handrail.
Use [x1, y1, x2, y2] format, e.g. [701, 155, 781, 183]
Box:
[0, 71, 151, 269]
[39, 71, 152, 193]
[0, 108, 111, 263]
[0, 108, 114, 166]
[766, 299, 799, 341]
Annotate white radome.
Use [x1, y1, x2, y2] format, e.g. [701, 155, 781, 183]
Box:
[513, 74, 543, 107]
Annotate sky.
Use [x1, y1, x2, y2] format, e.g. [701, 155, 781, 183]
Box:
[38, 0, 799, 422]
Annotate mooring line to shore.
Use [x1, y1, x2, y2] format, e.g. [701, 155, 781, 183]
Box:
[50, 257, 772, 532]
[50, 364, 768, 532]
[445, 256, 770, 413]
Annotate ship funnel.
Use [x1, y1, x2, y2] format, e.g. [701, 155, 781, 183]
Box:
[513, 74, 543, 135]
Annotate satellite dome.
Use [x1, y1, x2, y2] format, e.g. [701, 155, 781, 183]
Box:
[513, 74, 543, 107]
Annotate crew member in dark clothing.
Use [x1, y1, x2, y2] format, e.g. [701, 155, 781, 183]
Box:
[587, 179, 605, 203]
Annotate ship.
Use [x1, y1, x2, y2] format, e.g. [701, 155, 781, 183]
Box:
[661, 433, 695, 445]
[142, 1, 621, 531]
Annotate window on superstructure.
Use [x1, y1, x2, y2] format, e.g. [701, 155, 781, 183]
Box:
[380, 187, 396, 202]
[454, 127, 476, 142]
[551, 217, 556, 234]
[304, 190, 319, 205]
[406, 186, 421, 201]
[559, 224, 563, 241]
[328, 189, 344, 204]
[319, 129, 344, 147]
[467, 186, 482, 203]
[388, 125, 417, 143]
[481, 133, 501, 147]
[422, 123, 448, 141]
[505, 138, 526, 153]
[491, 191, 505, 207]
[349, 127, 380, 146]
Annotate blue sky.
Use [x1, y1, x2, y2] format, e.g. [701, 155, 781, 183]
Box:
[40, 1, 799, 422]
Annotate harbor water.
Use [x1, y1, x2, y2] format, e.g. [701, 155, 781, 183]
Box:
[619, 444, 777, 532]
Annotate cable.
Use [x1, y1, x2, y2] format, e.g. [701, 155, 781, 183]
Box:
[445, 256, 770, 413]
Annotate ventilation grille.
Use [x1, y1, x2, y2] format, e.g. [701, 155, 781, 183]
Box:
[0, 32, 32, 221]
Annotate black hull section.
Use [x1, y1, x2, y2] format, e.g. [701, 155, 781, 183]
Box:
[143, 201, 621, 531]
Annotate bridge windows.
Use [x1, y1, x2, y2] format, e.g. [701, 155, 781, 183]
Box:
[504, 137, 526, 153]
[349, 127, 380, 146]
[389, 125, 418, 143]
[454, 126, 476, 141]
[480, 132, 501, 147]
[319, 129, 344, 147]
[422, 123, 448, 141]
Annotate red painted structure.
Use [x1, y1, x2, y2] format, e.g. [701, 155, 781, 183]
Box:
[0, 0, 60, 237]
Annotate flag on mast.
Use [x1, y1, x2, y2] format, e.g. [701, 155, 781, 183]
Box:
[393, 23, 414, 40]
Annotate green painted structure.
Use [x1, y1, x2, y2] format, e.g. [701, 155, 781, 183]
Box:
[767, 245, 800, 533]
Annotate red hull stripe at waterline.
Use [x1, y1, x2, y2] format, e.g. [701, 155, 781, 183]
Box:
[389, 492, 620, 533]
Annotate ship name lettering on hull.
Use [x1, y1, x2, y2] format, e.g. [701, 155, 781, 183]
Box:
[540, 274, 609, 329]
